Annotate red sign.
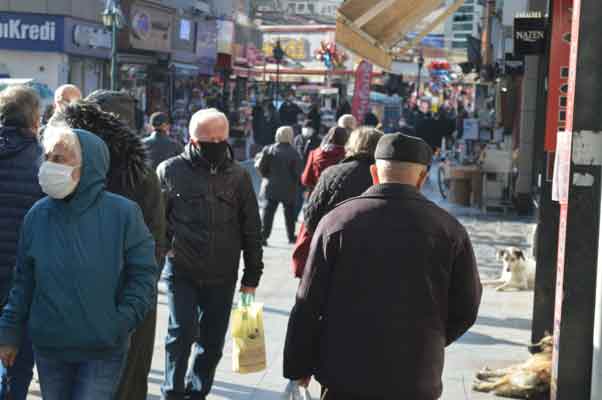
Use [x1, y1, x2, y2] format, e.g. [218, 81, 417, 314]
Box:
[551, 0, 580, 398]
[351, 60, 373, 123]
[545, 0, 573, 152]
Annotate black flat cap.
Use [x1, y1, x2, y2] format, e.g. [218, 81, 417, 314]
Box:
[150, 112, 169, 128]
[375, 133, 433, 166]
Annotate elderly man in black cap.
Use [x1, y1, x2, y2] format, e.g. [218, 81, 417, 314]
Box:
[143, 112, 184, 171]
[283, 133, 482, 400]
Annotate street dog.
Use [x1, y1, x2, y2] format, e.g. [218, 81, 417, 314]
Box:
[482, 247, 535, 291]
[473, 335, 553, 399]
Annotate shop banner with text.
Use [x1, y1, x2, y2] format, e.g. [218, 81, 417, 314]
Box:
[352, 61, 373, 123]
[545, 0, 572, 152]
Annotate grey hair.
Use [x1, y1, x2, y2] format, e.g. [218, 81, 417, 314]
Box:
[189, 108, 229, 140]
[345, 126, 384, 157]
[0, 85, 41, 129]
[375, 159, 426, 183]
[42, 124, 82, 165]
[338, 114, 357, 130]
[275, 126, 294, 144]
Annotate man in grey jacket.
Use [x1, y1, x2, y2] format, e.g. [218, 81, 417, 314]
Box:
[157, 109, 264, 400]
[143, 112, 183, 170]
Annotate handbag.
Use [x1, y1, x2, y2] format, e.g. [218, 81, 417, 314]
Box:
[255, 146, 273, 178]
[283, 381, 313, 400]
[231, 296, 267, 374]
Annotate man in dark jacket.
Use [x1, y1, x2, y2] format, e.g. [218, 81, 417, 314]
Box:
[0, 85, 43, 400]
[259, 126, 303, 245]
[144, 112, 184, 170]
[50, 98, 166, 400]
[158, 108, 264, 400]
[284, 134, 482, 400]
[279, 92, 303, 126]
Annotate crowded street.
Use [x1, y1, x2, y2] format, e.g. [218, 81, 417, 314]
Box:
[1, 0, 601, 399]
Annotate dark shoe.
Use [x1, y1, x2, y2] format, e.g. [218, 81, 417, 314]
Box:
[262, 239, 268, 247]
[288, 236, 297, 244]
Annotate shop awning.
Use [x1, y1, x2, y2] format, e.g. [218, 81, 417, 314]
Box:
[336, 0, 465, 70]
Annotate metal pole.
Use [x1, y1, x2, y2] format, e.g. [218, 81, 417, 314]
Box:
[110, 19, 118, 91]
[276, 61, 280, 103]
[416, 64, 422, 97]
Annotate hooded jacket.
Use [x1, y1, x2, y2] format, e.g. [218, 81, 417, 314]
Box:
[157, 144, 264, 287]
[300, 145, 346, 190]
[0, 129, 158, 362]
[0, 127, 44, 299]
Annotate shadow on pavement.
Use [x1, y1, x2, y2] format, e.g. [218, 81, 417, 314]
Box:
[476, 315, 532, 331]
[458, 331, 525, 347]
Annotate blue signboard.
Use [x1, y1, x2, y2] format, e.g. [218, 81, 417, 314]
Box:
[405, 33, 445, 49]
[0, 13, 64, 52]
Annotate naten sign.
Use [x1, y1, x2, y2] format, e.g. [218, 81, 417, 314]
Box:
[514, 14, 547, 56]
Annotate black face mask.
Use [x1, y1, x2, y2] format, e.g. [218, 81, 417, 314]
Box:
[192, 141, 229, 167]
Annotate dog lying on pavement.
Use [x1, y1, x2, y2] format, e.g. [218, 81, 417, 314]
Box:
[473, 335, 553, 398]
[482, 247, 536, 291]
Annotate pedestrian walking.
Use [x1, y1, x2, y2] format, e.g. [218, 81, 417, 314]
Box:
[335, 96, 351, 120]
[301, 127, 349, 191]
[143, 112, 184, 171]
[157, 108, 264, 400]
[284, 133, 482, 400]
[308, 102, 321, 134]
[292, 121, 322, 220]
[50, 99, 166, 400]
[279, 92, 303, 127]
[0, 125, 158, 400]
[259, 126, 303, 246]
[363, 111, 379, 127]
[0, 85, 44, 400]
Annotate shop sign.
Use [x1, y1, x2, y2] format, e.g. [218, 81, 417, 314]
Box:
[351, 60, 373, 123]
[514, 14, 547, 56]
[130, 4, 172, 53]
[216, 20, 234, 55]
[172, 17, 196, 54]
[263, 38, 309, 61]
[0, 12, 63, 52]
[73, 25, 111, 50]
[545, 0, 572, 152]
[196, 20, 217, 67]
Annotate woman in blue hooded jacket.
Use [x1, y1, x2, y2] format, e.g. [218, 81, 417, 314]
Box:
[0, 126, 158, 399]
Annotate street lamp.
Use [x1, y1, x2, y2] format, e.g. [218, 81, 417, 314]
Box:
[415, 49, 425, 97]
[102, 0, 124, 91]
[272, 39, 285, 103]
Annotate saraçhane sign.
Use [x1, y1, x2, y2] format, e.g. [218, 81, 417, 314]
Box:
[0, 13, 63, 52]
[514, 14, 546, 56]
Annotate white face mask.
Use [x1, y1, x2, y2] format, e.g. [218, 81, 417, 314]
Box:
[302, 127, 314, 138]
[38, 161, 79, 199]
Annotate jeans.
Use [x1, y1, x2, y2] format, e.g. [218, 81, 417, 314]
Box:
[35, 352, 126, 400]
[162, 276, 236, 400]
[0, 330, 34, 400]
[262, 199, 297, 243]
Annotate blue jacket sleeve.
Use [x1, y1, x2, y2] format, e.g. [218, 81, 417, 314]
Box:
[117, 204, 159, 332]
[0, 220, 35, 347]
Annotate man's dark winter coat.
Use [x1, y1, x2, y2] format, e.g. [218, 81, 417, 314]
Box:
[259, 143, 303, 205]
[0, 127, 43, 300]
[279, 100, 302, 127]
[143, 131, 183, 171]
[284, 184, 482, 400]
[304, 154, 374, 234]
[157, 145, 264, 287]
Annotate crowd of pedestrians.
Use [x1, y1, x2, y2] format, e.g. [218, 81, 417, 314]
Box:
[0, 83, 482, 400]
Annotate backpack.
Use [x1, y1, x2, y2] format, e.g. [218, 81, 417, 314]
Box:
[255, 145, 274, 178]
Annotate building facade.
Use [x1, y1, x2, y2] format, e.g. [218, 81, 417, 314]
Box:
[444, 0, 484, 51]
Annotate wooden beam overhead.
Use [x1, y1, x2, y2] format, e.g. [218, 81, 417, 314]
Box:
[353, 0, 397, 28]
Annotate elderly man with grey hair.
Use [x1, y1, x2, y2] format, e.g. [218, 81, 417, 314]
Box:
[0, 85, 44, 400]
[337, 114, 357, 134]
[54, 84, 82, 112]
[258, 126, 303, 245]
[157, 108, 264, 400]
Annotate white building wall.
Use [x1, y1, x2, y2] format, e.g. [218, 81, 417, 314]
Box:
[0, 50, 68, 90]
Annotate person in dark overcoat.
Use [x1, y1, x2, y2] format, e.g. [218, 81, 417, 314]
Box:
[284, 133, 482, 400]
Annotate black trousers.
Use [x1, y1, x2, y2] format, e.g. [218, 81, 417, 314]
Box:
[115, 305, 157, 400]
[262, 199, 296, 242]
[321, 387, 380, 400]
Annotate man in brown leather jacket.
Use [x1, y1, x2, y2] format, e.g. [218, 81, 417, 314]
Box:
[157, 109, 264, 400]
[284, 134, 482, 400]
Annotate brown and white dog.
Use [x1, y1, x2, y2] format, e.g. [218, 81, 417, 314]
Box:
[482, 247, 536, 291]
[473, 335, 553, 398]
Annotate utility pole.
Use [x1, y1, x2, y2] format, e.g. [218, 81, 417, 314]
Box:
[480, 0, 495, 81]
[548, 0, 602, 398]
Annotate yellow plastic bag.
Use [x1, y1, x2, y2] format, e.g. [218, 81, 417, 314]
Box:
[231, 302, 267, 374]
